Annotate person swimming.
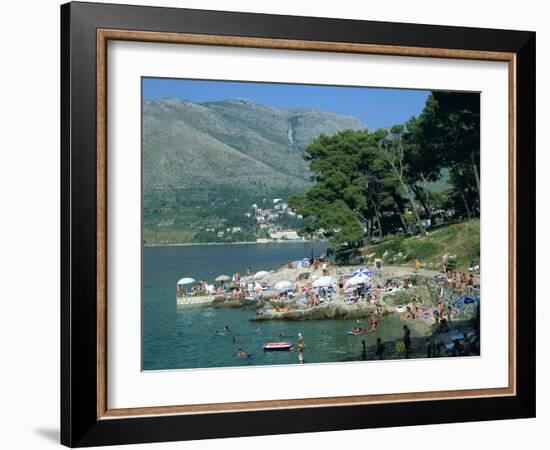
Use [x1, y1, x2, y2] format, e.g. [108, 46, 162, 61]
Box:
[236, 348, 248, 358]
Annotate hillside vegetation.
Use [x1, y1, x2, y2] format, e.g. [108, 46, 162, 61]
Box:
[290, 92, 480, 248]
[361, 219, 480, 272]
[142, 98, 365, 244]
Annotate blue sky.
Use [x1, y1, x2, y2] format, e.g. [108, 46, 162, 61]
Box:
[143, 78, 430, 130]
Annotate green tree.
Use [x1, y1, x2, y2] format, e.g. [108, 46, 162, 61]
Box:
[290, 91, 480, 250]
[414, 92, 480, 216]
[289, 130, 372, 247]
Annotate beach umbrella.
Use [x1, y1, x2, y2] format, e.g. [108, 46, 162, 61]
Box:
[353, 268, 372, 278]
[345, 274, 370, 286]
[312, 276, 336, 288]
[215, 274, 231, 282]
[177, 277, 195, 285]
[453, 295, 480, 309]
[254, 270, 269, 279]
[297, 258, 311, 268]
[274, 280, 293, 291]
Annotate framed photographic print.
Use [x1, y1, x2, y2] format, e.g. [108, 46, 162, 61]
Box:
[61, 1, 536, 447]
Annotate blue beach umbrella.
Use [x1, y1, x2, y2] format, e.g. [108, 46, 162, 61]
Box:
[453, 296, 480, 309]
[353, 268, 372, 277]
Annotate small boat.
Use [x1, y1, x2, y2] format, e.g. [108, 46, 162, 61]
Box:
[263, 341, 294, 351]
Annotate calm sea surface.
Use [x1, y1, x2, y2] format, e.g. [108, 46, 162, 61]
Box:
[142, 242, 408, 370]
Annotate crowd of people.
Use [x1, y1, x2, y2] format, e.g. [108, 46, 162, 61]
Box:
[441, 270, 477, 295]
[182, 252, 480, 363]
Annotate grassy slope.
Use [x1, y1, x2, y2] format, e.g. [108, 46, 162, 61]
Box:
[361, 219, 480, 272]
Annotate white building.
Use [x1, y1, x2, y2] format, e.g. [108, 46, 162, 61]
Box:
[269, 230, 301, 240]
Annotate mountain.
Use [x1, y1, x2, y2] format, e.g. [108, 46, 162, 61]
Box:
[142, 98, 366, 244]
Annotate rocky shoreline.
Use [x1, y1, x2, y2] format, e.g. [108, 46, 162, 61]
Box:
[250, 303, 382, 321]
[205, 262, 480, 358]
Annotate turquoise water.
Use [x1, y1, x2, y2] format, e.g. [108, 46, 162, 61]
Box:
[142, 242, 414, 370]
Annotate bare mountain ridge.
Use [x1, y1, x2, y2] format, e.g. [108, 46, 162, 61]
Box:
[142, 97, 366, 244]
[142, 97, 366, 196]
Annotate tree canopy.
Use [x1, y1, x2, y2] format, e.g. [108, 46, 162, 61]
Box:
[288, 92, 480, 248]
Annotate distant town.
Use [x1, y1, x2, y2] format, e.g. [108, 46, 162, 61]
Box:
[204, 198, 312, 244]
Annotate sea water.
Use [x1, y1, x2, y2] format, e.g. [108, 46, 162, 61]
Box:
[142, 242, 417, 370]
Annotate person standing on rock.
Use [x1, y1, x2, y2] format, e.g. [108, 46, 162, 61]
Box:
[375, 338, 385, 360]
[403, 325, 411, 358]
[361, 340, 367, 360]
[297, 333, 305, 364]
[425, 338, 433, 358]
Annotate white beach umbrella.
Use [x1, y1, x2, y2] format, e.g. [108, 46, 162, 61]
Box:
[312, 276, 336, 288]
[215, 274, 231, 282]
[345, 274, 370, 286]
[274, 280, 293, 291]
[177, 277, 195, 285]
[254, 270, 269, 279]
